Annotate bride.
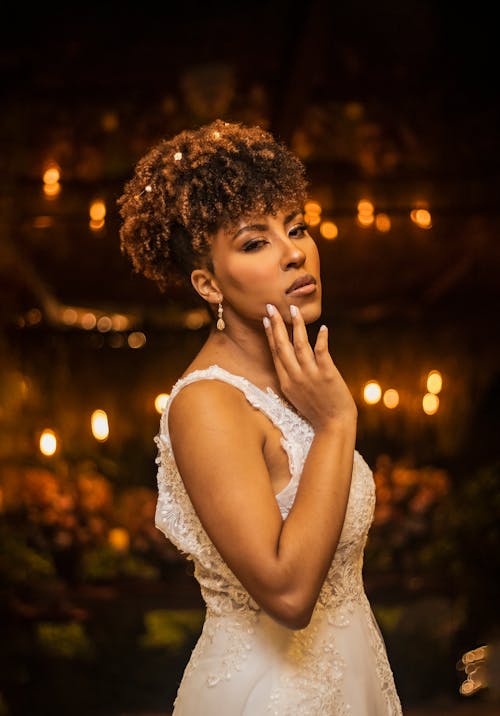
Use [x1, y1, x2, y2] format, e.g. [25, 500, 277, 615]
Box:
[118, 118, 403, 715]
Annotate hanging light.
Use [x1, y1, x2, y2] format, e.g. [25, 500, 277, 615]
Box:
[91, 410, 109, 441]
[39, 429, 57, 456]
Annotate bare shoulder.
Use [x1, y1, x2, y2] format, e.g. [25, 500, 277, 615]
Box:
[168, 378, 263, 440]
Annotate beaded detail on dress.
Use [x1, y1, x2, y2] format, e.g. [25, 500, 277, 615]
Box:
[154, 364, 402, 715]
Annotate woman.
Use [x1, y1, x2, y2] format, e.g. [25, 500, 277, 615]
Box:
[118, 119, 402, 715]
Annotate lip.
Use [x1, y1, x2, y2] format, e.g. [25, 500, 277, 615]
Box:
[287, 283, 317, 297]
[286, 274, 317, 295]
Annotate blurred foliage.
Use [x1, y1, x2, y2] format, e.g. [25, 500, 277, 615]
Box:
[0, 527, 55, 585]
[365, 453, 452, 578]
[375, 596, 468, 701]
[0, 454, 498, 714]
[0, 461, 182, 592]
[36, 621, 94, 659]
[140, 608, 205, 650]
[81, 546, 159, 581]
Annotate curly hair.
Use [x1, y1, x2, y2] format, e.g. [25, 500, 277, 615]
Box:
[117, 119, 309, 292]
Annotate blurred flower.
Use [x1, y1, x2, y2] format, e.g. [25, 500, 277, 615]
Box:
[76, 472, 112, 514]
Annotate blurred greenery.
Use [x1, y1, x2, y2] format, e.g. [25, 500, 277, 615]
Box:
[140, 608, 205, 650]
[36, 621, 94, 659]
[0, 456, 498, 714]
[81, 546, 160, 582]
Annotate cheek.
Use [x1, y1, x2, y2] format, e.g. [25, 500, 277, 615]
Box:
[218, 255, 276, 294]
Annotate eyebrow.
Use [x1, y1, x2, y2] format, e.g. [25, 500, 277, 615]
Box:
[231, 209, 302, 242]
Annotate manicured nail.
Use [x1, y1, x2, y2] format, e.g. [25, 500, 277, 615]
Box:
[263, 316, 270, 328]
[290, 305, 298, 318]
[266, 303, 275, 316]
[320, 324, 327, 331]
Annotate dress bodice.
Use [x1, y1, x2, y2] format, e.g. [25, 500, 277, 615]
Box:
[154, 364, 376, 620]
[154, 365, 402, 715]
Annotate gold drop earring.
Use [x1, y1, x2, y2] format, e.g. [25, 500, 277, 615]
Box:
[216, 302, 225, 331]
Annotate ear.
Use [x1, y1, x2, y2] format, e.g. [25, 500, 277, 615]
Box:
[190, 268, 222, 305]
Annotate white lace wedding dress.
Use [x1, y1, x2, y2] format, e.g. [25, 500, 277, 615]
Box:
[154, 365, 403, 715]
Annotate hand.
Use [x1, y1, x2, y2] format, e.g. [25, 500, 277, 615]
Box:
[263, 304, 358, 430]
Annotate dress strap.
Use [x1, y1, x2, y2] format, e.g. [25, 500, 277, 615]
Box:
[160, 364, 303, 441]
[158, 364, 315, 513]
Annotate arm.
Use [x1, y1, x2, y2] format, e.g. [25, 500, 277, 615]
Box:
[169, 307, 357, 630]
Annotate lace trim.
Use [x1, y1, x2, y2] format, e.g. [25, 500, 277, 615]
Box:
[158, 365, 315, 515]
[155, 364, 401, 709]
[361, 598, 403, 714]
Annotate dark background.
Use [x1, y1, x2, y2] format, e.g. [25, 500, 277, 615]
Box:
[1, 2, 499, 714]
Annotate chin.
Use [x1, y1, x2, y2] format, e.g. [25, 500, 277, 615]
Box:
[284, 299, 322, 324]
[305, 304, 323, 324]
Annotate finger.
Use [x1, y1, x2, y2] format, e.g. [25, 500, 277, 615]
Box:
[290, 304, 315, 366]
[266, 304, 301, 375]
[262, 313, 288, 383]
[313, 324, 334, 370]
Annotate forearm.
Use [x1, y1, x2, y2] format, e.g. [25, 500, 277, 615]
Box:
[272, 415, 357, 623]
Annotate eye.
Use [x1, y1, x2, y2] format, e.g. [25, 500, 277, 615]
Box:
[289, 223, 309, 238]
[242, 239, 267, 252]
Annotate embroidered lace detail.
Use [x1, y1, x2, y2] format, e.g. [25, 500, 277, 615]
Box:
[266, 618, 351, 715]
[173, 610, 259, 708]
[154, 365, 402, 712]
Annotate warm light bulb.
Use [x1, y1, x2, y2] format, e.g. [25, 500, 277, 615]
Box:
[422, 393, 439, 415]
[410, 208, 432, 229]
[304, 200, 322, 215]
[81, 312, 97, 330]
[90, 199, 106, 221]
[383, 388, 399, 409]
[43, 164, 60, 185]
[319, 221, 339, 240]
[427, 370, 442, 394]
[108, 527, 130, 552]
[128, 331, 146, 348]
[363, 381, 382, 404]
[357, 199, 374, 214]
[40, 429, 57, 456]
[304, 213, 321, 227]
[375, 213, 391, 232]
[155, 393, 170, 414]
[91, 409, 109, 441]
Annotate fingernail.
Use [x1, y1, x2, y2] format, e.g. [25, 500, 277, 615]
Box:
[320, 324, 327, 331]
[263, 316, 270, 328]
[266, 303, 275, 316]
[290, 305, 298, 318]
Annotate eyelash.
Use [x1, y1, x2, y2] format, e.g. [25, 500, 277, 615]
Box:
[242, 224, 309, 252]
[242, 239, 267, 252]
[289, 223, 308, 238]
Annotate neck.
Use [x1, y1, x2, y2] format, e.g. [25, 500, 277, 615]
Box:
[200, 319, 291, 390]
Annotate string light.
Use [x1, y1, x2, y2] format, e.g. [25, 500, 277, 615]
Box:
[128, 332, 146, 348]
[383, 388, 399, 409]
[410, 207, 432, 229]
[42, 162, 61, 198]
[39, 429, 57, 456]
[363, 381, 382, 404]
[357, 198, 375, 227]
[89, 199, 106, 232]
[108, 527, 130, 552]
[304, 199, 322, 226]
[154, 393, 169, 414]
[375, 213, 391, 232]
[427, 370, 442, 394]
[423, 393, 439, 415]
[91, 409, 109, 441]
[319, 221, 339, 240]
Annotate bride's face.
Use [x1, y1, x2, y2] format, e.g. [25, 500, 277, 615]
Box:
[209, 207, 322, 326]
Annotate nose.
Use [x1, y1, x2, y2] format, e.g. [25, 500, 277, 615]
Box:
[281, 236, 306, 270]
